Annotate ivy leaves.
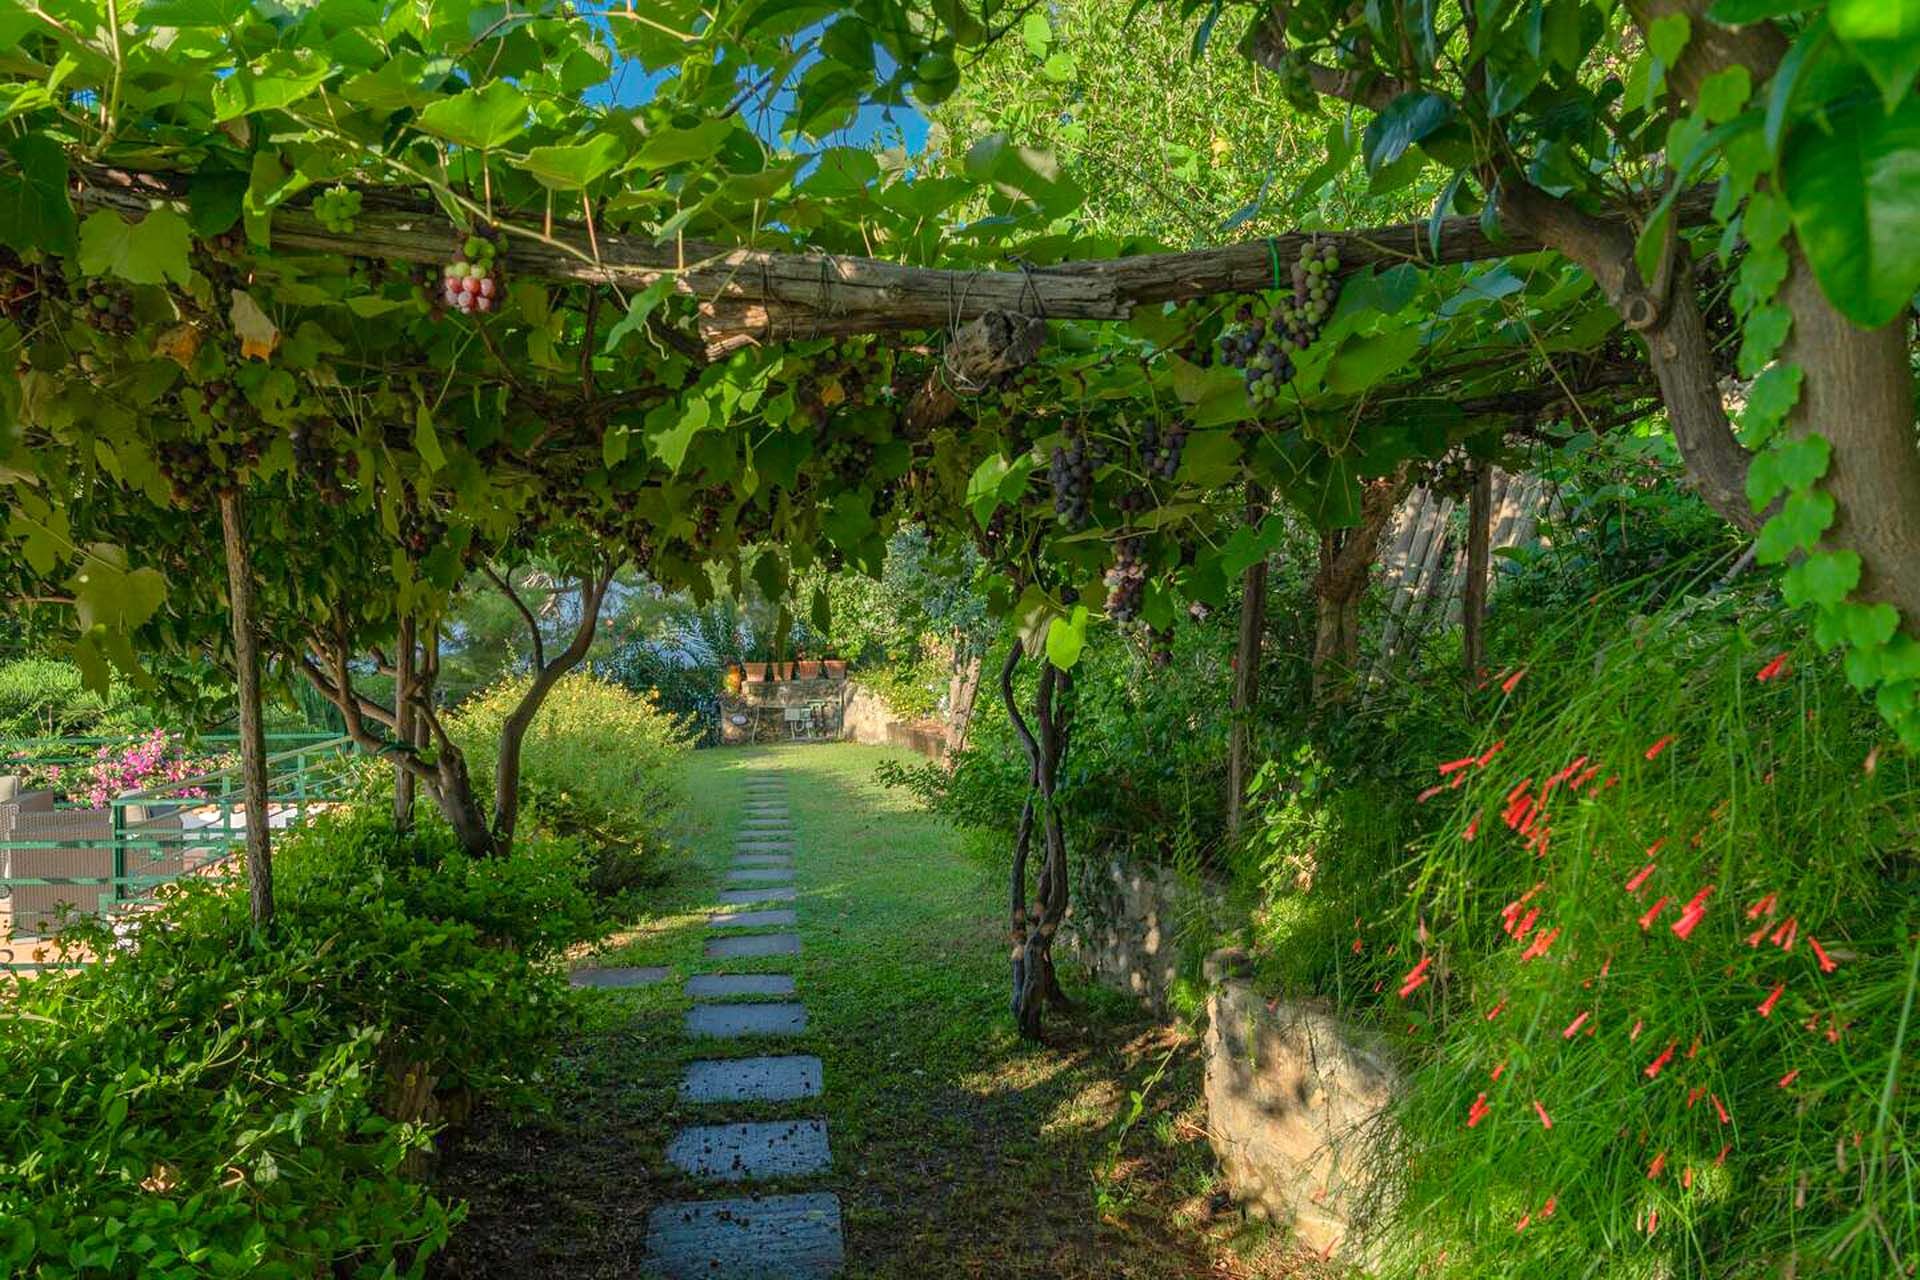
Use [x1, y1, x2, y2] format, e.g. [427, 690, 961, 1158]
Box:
[1780, 92, 1920, 329]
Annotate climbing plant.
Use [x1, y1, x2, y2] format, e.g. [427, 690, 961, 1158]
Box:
[0, 0, 1912, 1010]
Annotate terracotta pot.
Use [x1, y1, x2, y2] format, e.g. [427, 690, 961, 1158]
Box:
[823, 659, 848, 680]
[793, 660, 823, 679]
[743, 662, 770, 683]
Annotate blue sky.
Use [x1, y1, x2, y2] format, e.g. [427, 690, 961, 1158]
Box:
[585, 27, 932, 157]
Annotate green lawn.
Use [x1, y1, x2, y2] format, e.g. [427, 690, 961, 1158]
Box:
[431, 743, 1314, 1279]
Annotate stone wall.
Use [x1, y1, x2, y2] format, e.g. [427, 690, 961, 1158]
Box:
[1202, 947, 1397, 1262]
[714, 679, 949, 760]
[718, 678, 849, 745]
[1064, 852, 1399, 1263]
[1063, 856, 1215, 1016]
[840, 683, 949, 761]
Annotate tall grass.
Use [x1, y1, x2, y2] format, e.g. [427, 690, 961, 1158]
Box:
[1369, 582, 1918, 1277]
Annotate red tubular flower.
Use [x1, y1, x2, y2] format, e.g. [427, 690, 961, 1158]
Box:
[1491, 1060, 1507, 1081]
[1686, 1086, 1704, 1108]
[1563, 1010, 1591, 1038]
[1715, 1142, 1731, 1166]
[1625, 862, 1658, 894]
[1351, 936, 1364, 954]
[1438, 755, 1478, 775]
[1711, 1094, 1730, 1125]
[1772, 917, 1799, 951]
[1746, 892, 1778, 921]
[1646, 837, 1667, 857]
[1630, 1018, 1644, 1041]
[1450, 770, 1469, 790]
[1398, 955, 1432, 998]
[1645, 1041, 1677, 1079]
[1779, 1068, 1801, 1088]
[1521, 926, 1561, 961]
[1514, 1213, 1532, 1233]
[1486, 998, 1508, 1021]
[1683, 1166, 1694, 1190]
[1417, 784, 1447, 803]
[1809, 936, 1839, 974]
[1477, 740, 1506, 767]
[1745, 920, 1771, 948]
[1757, 982, 1786, 1017]
[1570, 764, 1601, 789]
[1756, 652, 1790, 682]
[1671, 904, 1707, 941]
[1506, 778, 1534, 806]
[1645, 735, 1674, 761]
[1463, 815, 1481, 841]
[1647, 1151, 1667, 1180]
[1533, 1099, 1553, 1129]
[1467, 1092, 1491, 1127]
[1502, 668, 1527, 694]
[1638, 895, 1671, 931]
[1540, 1195, 1557, 1218]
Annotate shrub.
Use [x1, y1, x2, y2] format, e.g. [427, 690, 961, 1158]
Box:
[1364, 592, 1919, 1275]
[449, 673, 694, 893]
[0, 658, 116, 738]
[0, 804, 590, 1278]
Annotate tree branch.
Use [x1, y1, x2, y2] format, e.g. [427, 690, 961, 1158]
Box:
[482, 563, 546, 670]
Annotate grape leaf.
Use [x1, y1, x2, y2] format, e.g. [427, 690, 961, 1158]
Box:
[78, 209, 191, 286]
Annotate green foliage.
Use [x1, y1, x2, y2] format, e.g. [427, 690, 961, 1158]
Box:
[449, 673, 694, 893]
[0, 806, 591, 1278]
[0, 657, 120, 737]
[855, 652, 951, 724]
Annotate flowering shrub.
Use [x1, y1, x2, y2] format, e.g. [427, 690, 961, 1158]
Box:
[67, 729, 227, 808]
[1363, 593, 1918, 1275]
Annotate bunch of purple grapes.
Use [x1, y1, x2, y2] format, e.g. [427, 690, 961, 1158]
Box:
[1216, 239, 1343, 405]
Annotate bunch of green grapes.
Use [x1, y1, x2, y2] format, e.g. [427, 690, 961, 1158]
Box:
[314, 186, 363, 234]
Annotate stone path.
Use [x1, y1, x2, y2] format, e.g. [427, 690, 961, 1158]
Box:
[645, 771, 844, 1278]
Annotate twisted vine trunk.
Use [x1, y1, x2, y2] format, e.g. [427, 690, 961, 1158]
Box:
[1000, 643, 1076, 1040]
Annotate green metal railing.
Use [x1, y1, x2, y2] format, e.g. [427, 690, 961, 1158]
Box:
[1, 730, 341, 771]
[1, 734, 359, 970]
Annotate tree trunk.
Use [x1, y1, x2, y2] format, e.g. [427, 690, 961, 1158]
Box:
[393, 613, 416, 833]
[487, 566, 615, 853]
[218, 490, 274, 928]
[1227, 484, 1269, 840]
[1462, 464, 1492, 677]
[948, 647, 984, 750]
[1311, 475, 1407, 705]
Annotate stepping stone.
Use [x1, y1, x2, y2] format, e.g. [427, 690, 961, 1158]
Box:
[736, 840, 796, 851]
[686, 1002, 807, 1038]
[568, 966, 670, 989]
[709, 908, 797, 929]
[727, 867, 795, 883]
[681, 1055, 822, 1103]
[719, 886, 796, 905]
[685, 973, 796, 999]
[707, 932, 801, 959]
[645, 1193, 843, 1279]
[666, 1119, 831, 1182]
[733, 854, 793, 868]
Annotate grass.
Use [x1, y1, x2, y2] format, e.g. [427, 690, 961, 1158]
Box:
[430, 743, 1325, 1279]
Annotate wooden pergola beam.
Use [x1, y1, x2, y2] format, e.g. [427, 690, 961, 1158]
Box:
[72, 168, 1715, 356]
